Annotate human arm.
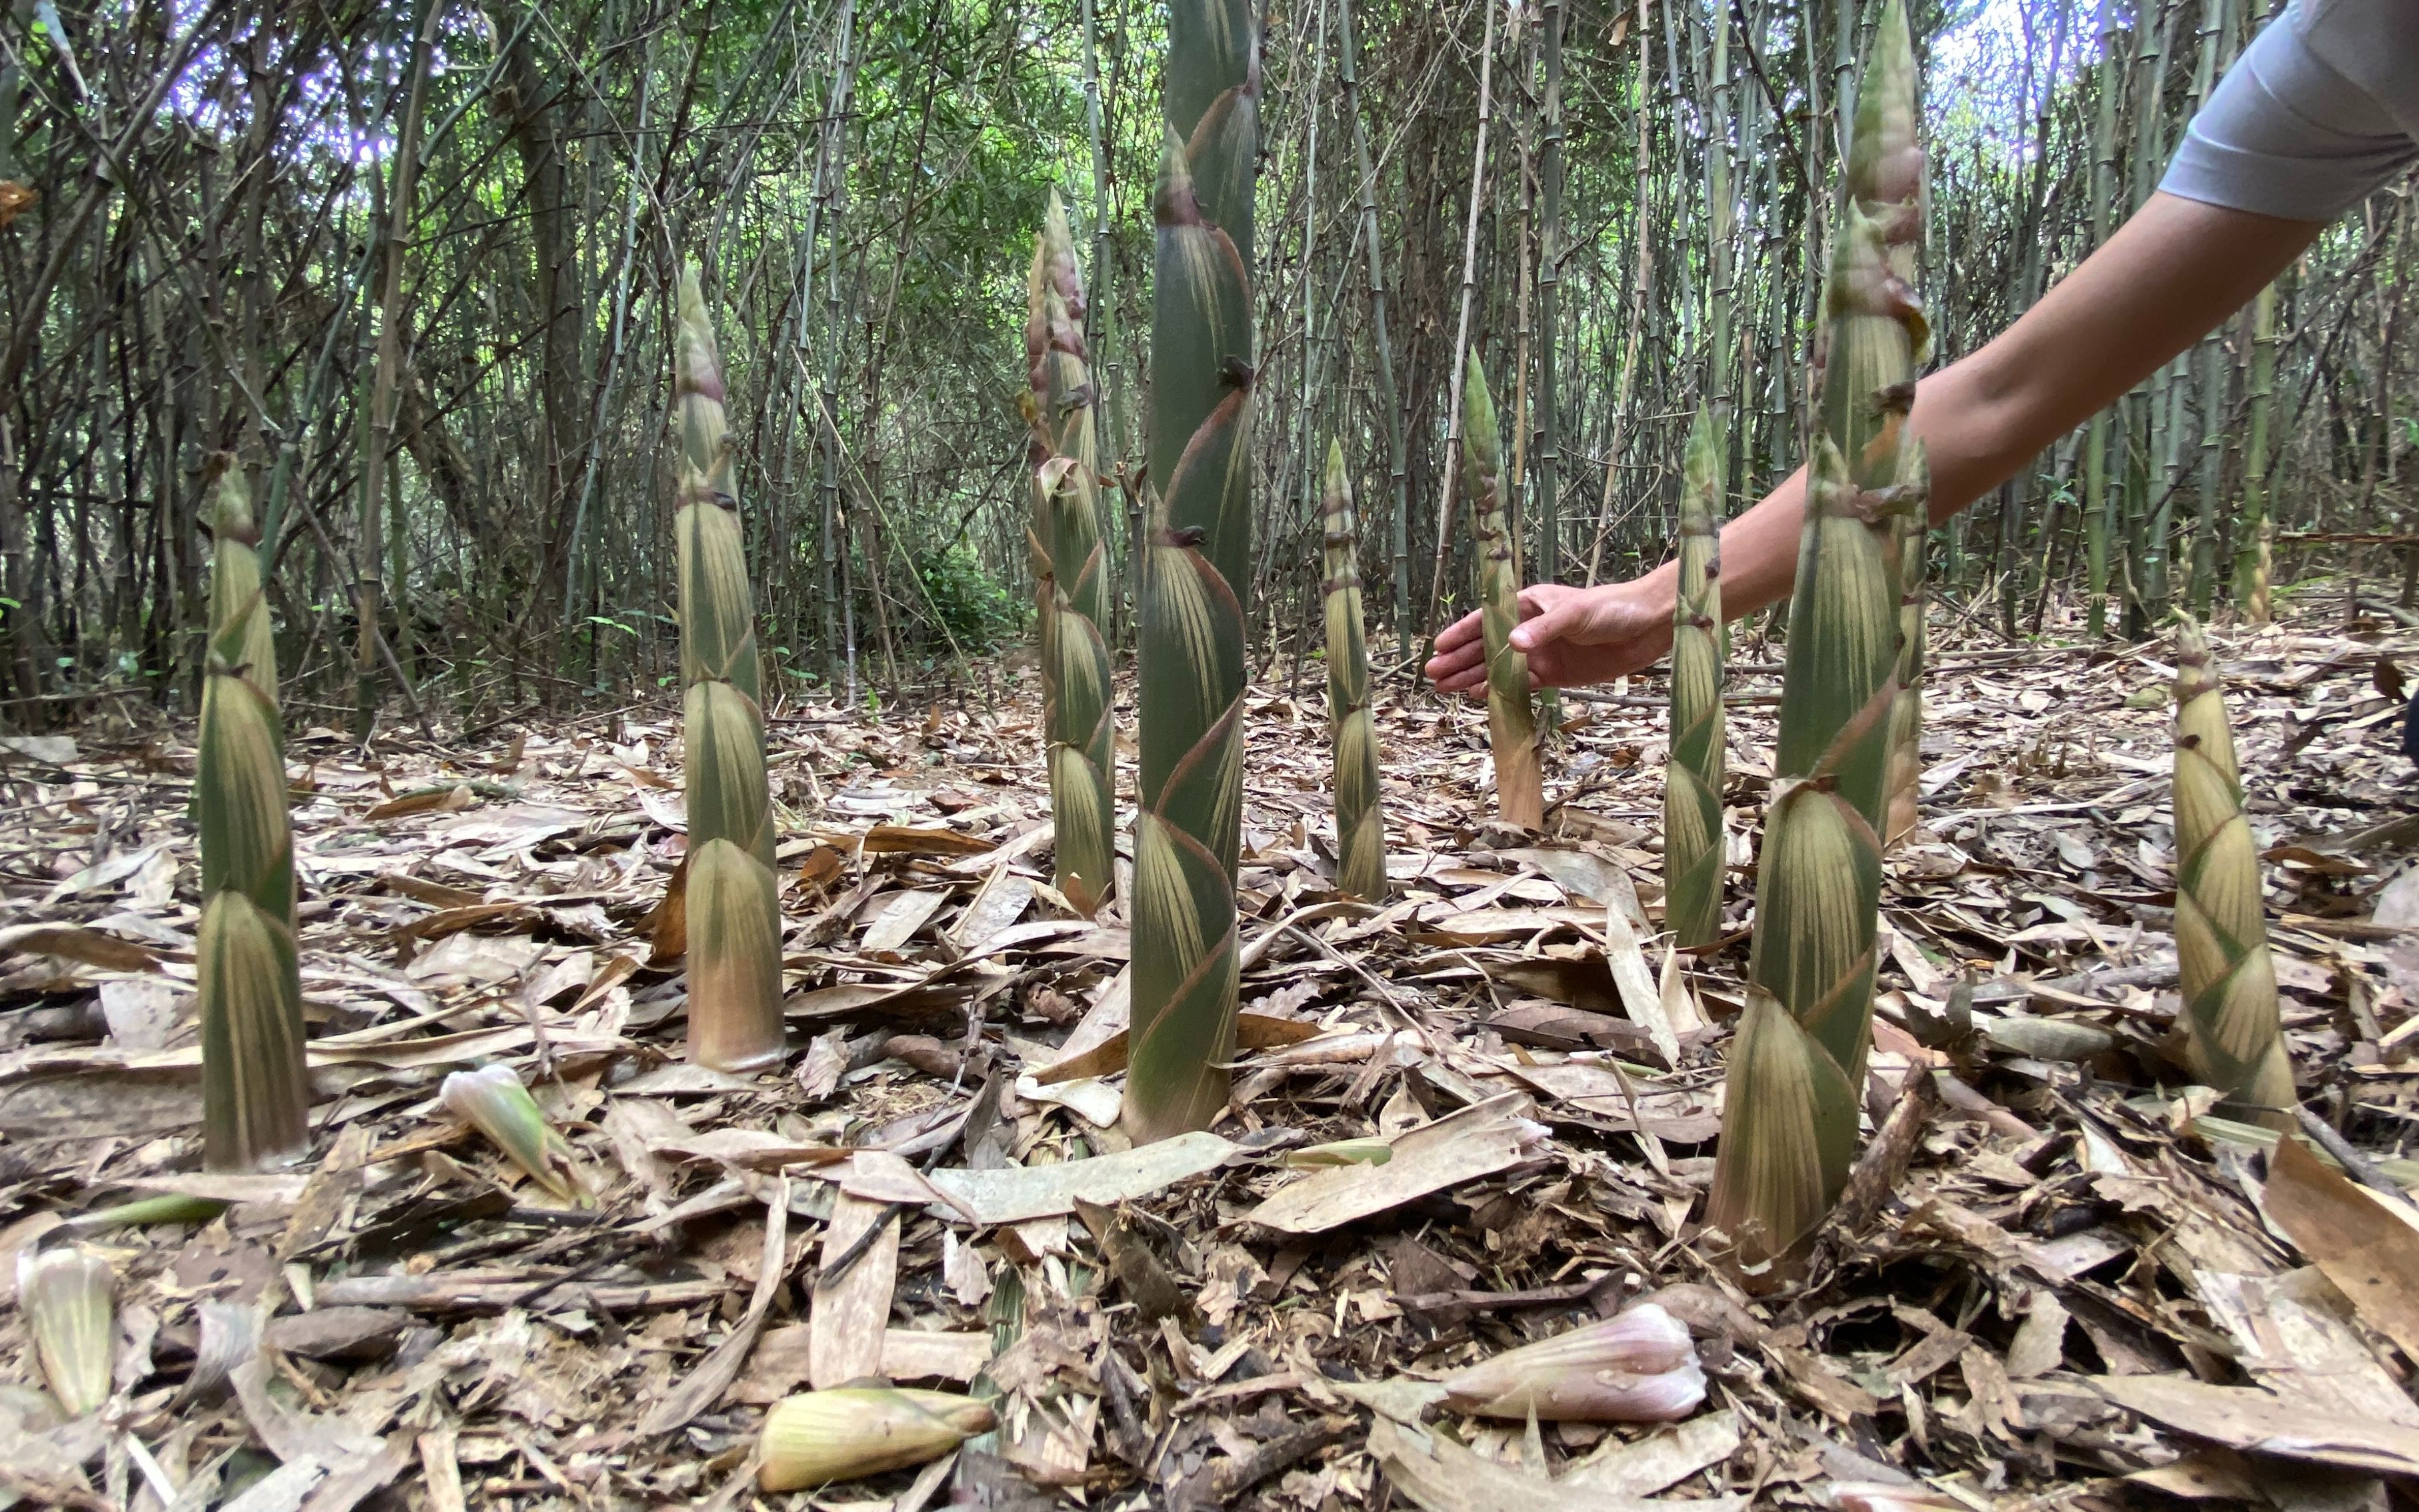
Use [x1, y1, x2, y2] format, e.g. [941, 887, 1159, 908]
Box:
[1427, 192, 2323, 693]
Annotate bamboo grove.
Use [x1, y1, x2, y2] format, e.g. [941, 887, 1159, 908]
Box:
[7, 0, 2419, 731]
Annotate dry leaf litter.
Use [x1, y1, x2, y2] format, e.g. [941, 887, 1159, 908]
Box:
[3, 608, 2418, 1511]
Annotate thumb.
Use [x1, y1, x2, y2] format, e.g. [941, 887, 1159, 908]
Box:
[1509, 596, 1582, 653]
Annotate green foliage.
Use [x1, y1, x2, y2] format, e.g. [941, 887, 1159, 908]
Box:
[913, 544, 1027, 654]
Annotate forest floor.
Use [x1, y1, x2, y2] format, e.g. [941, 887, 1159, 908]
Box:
[5, 597, 2419, 1512]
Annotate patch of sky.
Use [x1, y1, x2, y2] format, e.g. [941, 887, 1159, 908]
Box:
[1929, 0, 2110, 160]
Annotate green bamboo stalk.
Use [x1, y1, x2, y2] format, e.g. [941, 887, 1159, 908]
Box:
[1703, 0, 1736, 439]
[1707, 0, 1924, 1269]
[1025, 192, 1116, 915]
[1336, 0, 1412, 653]
[1884, 447, 1929, 851]
[2082, 0, 2120, 640]
[2236, 281, 2279, 623]
[674, 264, 785, 1072]
[1536, 0, 1567, 585]
[1322, 441, 1386, 901]
[1664, 407, 1726, 947]
[196, 456, 310, 1171]
[2134, 2, 2181, 626]
[2173, 619, 2295, 1127]
[1122, 0, 1258, 1143]
[1464, 352, 1544, 829]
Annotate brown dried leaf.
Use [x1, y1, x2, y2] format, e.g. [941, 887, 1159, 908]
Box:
[861, 824, 995, 857]
[2260, 1134, 2419, 1365]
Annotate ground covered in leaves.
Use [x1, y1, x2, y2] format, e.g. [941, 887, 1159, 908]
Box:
[5, 602, 2419, 1512]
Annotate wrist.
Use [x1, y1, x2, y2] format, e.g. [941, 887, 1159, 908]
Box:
[1630, 563, 1680, 623]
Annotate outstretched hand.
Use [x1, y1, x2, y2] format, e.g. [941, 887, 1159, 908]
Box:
[1424, 580, 1676, 694]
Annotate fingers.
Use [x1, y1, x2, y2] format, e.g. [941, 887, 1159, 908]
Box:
[1424, 608, 1485, 691]
[1508, 593, 1586, 653]
[1431, 607, 1485, 652]
[1512, 582, 1565, 617]
[1423, 637, 1486, 690]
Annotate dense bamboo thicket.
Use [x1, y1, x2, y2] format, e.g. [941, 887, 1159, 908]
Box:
[1, 0, 2414, 731]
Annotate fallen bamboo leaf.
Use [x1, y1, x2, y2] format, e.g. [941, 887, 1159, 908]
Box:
[951, 868, 1034, 951]
[1282, 1136, 1392, 1168]
[312, 1269, 724, 1314]
[375, 871, 483, 909]
[919, 1131, 1237, 1225]
[1598, 896, 1680, 1065]
[1414, 905, 1604, 945]
[1248, 1093, 1548, 1235]
[1978, 1015, 2114, 1062]
[810, 1194, 899, 1388]
[122, 1171, 311, 1207]
[655, 1127, 850, 1172]
[1368, 1415, 1743, 1512]
[2186, 1115, 2419, 1187]
[364, 784, 476, 820]
[861, 824, 996, 857]
[1826, 1485, 1964, 1512]
[2097, 1374, 2419, 1475]
[1033, 1011, 1328, 1083]
[2196, 1267, 2416, 1425]
[1013, 1071, 1123, 1127]
[735, 1323, 993, 1401]
[1564, 1408, 1741, 1497]
[1326, 1375, 1451, 1423]
[1496, 847, 1634, 910]
[0, 924, 161, 972]
[862, 889, 949, 953]
[265, 1306, 411, 1361]
[638, 1180, 789, 1435]
[2260, 1134, 2419, 1365]
[0, 733, 77, 764]
[1487, 1001, 1654, 1053]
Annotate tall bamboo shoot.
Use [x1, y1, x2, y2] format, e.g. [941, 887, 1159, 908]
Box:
[1025, 192, 1116, 915]
[2173, 619, 2295, 1126]
[1322, 441, 1386, 900]
[1123, 0, 1258, 1143]
[1664, 407, 1726, 947]
[196, 456, 310, 1170]
[1464, 351, 1544, 829]
[1708, 0, 1926, 1268]
[674, 265, 785, 1071]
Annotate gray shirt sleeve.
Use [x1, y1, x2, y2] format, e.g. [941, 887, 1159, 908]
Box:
[2162, 0, 2419, 223]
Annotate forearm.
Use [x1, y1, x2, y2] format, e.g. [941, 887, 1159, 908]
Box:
[1648, 193, 2322, 625]
[1677, 357, 2037, 622]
